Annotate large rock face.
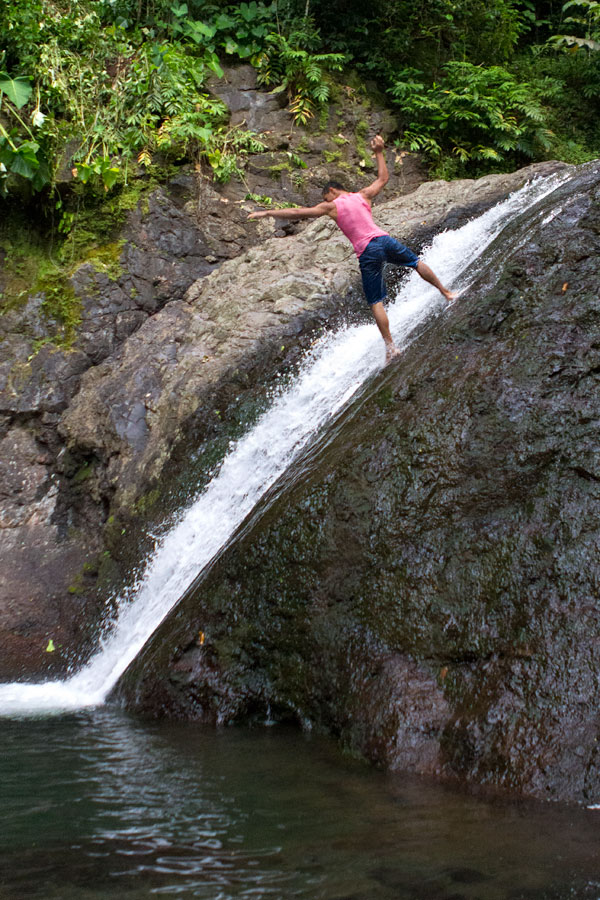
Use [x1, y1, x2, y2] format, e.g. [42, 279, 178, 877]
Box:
[115, 161, 600, 804]
[0, 68, 424, 678]
[0, 158, 570, 680]
[60, 163, 566, 511]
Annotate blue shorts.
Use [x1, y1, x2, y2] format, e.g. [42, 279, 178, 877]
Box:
[358, 235, 419, 305]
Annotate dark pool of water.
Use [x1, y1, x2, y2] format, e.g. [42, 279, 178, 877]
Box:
[1, 709, 599, 899]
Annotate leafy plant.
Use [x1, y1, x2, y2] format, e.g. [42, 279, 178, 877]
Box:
[256, 30, 345, 124]
[0, 69, 51, 194]
[2, 0, 599, 203]
[169, 1, 275, 58]
[244, 191, 298, 207]
[107, 41, 227, 164]
[510, 41, 600, 163]
[73, 157, 121, 191]
[205, 127, 267, 181]
[0, 73, 33, 108]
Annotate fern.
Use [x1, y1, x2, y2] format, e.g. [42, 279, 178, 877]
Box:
[255, 32, 345, 125]
[391, 60, 551, 170]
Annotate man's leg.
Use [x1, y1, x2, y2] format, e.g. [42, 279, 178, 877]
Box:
[371, 302, 400, 361]
[416, 260, 456, 302]
[360, 243, 400, 360]
[382, 237, 457, 303]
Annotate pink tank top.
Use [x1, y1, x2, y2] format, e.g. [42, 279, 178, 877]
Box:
[333, 192, 388, 257]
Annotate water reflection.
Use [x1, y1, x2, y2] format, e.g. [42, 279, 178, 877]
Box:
[1, 709, 599, 898]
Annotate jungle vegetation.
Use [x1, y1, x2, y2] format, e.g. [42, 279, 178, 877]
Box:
[1, 0, 599, 206]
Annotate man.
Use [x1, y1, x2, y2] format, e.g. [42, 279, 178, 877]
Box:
[248, 135, 456, 361]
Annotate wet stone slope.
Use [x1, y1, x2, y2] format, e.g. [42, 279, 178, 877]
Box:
[0, 158, 562, 680]
[117, 162, 600, 804]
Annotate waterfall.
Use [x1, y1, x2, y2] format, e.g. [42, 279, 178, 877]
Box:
[0, 172, 570, 716]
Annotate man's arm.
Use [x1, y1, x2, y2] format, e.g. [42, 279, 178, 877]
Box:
[248, 201, 335, 221]
[360, 135, 389, 201]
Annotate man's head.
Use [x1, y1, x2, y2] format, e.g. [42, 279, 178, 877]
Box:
[322, 180, 346, 202]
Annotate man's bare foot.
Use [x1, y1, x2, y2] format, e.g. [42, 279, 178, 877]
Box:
[442, 289, 458, 303]
[385, 344, 401, 364]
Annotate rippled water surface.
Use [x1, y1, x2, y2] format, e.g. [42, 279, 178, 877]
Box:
[1, 710, 599, 899]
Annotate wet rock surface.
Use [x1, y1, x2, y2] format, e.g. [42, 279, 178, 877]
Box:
[61, 161, 567, 515]
[116, 162, 600, 805]
[0, 133, 571, 682]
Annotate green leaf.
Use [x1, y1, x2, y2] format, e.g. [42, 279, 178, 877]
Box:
[195, 127, 213, 144]
[0, 142, 15, 168]
[101, 166, 120, 190]
[187, 20, 216, 38]
[0, 73, 33, 110]
[215, 13, 236, 30]
[75, 163, 92, 183]
[208, 57, 224, 78]
[31, 159, 51, 191]
[10, 145, 40, 179]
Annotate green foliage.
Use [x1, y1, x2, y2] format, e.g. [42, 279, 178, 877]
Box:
[205, 127, 267, 180]
[512, 42, 600, 163]
[548, 0, 600, 50]
[169, 1, 275, 58]
[0, 0, 344, 198]
[391, 61, 552, 170]
[266, 149, 307, 177]
[105, 40, 228, 163]
[0, 138, 50, 192]
[0, 0, 275, 198]
[74, 157, 121, 191]
[0, 0, 599, 205]
[255, 29, 345, 124]
[244, 191, 298, 207]
[245, 191, 275, 204]
[284, 0, 527, 79]
[275, 0, 599, 166]
[0, 61, 50, 194]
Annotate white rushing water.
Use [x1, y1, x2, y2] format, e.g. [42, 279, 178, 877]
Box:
[0, 173, 569, 716]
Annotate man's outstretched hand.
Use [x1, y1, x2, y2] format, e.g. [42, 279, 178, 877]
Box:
[248, 210, 269, 219]
[370, 134, 385, 153]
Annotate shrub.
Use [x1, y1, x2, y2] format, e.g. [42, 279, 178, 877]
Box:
[390, 61, 552, 170]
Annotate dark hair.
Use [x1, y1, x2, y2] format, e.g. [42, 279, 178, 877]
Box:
[322, 180, 345, 194]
